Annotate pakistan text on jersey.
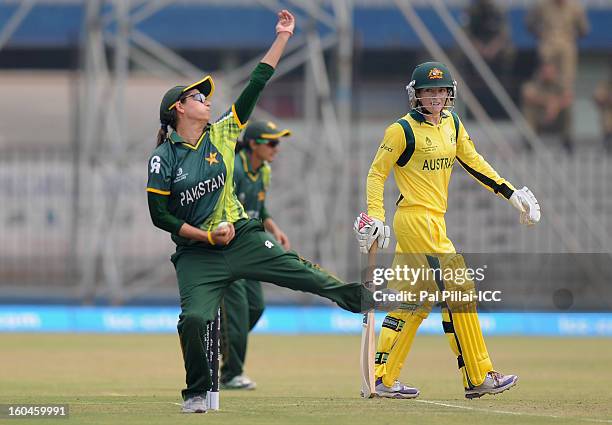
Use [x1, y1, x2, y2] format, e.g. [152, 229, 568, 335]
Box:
[422, 157, 455, 171]
[179, 173, 226, 206]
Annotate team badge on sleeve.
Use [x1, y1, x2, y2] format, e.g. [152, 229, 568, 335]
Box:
[150, 156, 161, 174]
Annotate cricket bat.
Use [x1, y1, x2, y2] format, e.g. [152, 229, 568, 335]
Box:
[360, 244, 377, 398]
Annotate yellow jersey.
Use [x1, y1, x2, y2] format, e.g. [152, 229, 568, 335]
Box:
[367, 110, 514, 221]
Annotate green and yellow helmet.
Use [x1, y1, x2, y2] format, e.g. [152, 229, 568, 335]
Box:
[406, 61, 457, 113]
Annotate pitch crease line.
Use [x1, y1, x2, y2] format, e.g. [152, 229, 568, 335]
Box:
[414, 399, 612, 423]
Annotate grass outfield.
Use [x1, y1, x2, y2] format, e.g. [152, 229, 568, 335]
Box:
[1, 334, 611, 425]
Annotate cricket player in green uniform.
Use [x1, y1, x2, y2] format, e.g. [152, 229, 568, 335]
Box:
[146, 11, 374, 413]
[220, 120, 291, 390]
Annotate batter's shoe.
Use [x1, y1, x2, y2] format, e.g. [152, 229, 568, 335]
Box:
[375, 377, 420, 399]
[464, 371, 518, 399]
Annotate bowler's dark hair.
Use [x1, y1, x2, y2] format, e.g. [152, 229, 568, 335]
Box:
[157, 112, 177, 147]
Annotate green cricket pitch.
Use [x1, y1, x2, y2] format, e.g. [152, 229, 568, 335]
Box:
[1, 334, 611, 424]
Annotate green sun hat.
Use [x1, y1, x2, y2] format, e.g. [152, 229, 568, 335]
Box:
[243, 121, 292, 143]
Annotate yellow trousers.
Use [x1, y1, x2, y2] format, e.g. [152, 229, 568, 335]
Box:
[375, 206, 493, 389]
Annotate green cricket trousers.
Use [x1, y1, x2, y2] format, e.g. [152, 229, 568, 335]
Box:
[171, 218, 367, 399]
[219, 278, 264, 383]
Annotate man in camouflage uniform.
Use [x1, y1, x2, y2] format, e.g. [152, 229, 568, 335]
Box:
[521, 60, 573, 150]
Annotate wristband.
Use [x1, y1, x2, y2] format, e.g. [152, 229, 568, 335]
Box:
[207, 231, 216, 246]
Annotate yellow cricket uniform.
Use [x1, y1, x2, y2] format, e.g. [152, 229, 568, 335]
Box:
[367, 110, 514, 239]
[367, 110, 515, 389]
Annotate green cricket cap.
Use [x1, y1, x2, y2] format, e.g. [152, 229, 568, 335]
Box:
[159, 75, 215, 124]
[243, 120, 292, 143]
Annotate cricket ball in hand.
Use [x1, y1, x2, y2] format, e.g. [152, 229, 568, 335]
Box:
[217, 221, 230, 231]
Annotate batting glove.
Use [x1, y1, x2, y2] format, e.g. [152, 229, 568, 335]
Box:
[509, 186, 541, 226]
[353, 212, 391, 254]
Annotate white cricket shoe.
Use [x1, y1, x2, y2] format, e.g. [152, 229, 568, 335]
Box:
[464, 371, 518, 399]
[375, 377, 420, 399]
[221, 374, 257, 390]
[182, 395, 207, 413]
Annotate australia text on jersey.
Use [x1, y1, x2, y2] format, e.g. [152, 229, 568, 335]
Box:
[422, 157, 455, 171]
[179, 173, 226, 206]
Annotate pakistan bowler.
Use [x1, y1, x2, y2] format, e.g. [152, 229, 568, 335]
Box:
[147, 10, 374, 413]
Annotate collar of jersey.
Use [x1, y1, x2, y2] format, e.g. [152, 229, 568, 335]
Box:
[169, 130, 207, 151]
[239, 150, 265, 181]
[409, 110, 449, 126]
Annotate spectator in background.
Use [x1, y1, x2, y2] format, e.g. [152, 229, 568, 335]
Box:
[526, 0, 589, 101]
[593, 65, 612, 153]
[521, 60, 573, 151]
[464, 0, 514, 85]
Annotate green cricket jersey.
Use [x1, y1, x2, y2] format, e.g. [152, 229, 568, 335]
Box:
[147, 106, 248, 245]
[234, 150, 271, 221]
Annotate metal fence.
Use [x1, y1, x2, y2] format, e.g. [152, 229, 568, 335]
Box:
[1, 126, 610, 303]
[1, 0, 611, 304]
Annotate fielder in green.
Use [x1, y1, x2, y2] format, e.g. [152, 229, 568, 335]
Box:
[220, 120, 291, 390]
[146, 10, 373, 414]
